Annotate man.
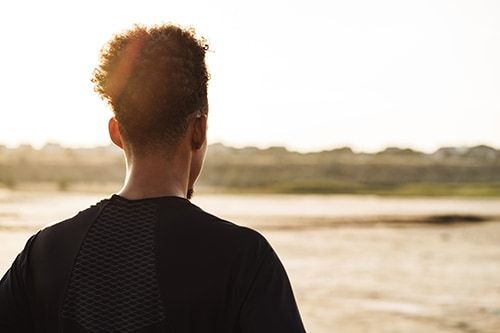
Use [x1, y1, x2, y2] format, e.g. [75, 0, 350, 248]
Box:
[0, 23, 306, 332]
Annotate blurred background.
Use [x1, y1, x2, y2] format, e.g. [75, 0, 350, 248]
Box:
[1, 0, 500, 332]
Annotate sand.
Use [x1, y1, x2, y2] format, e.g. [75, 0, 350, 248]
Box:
[265, 221, 500, 333]
[2, 221, 500, 332]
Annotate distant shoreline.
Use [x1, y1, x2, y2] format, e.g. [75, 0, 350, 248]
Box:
[2, 143, 499, 197]
[1, 181, 500, 197]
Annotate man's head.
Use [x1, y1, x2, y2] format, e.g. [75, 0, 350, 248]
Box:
[92, 23, 210, 199]
[92, 23, 209, 154]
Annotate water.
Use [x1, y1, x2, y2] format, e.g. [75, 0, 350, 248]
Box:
[1, 189, 500, 229]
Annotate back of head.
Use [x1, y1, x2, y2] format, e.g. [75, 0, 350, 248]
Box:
[92, 23, 210, 157]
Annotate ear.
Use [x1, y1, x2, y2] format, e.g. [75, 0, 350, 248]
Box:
[191, 114, 207, 150]
[108, 117, 124, 149]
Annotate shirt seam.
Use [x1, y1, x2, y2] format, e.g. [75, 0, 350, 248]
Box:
[56, 200, 112, 332]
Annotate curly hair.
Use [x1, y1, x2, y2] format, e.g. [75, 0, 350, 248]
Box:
[91, 23, 210, 155]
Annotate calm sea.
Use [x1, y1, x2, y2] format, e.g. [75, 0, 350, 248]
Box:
[1, 189, 500, 229]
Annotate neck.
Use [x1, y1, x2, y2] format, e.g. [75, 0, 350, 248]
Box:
[116, 151, 191, 200]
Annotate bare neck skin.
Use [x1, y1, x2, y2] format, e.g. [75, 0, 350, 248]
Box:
[108, 114, 208, 201]
[117, 151, 192, 200]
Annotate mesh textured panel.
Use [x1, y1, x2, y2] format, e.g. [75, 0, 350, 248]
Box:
[61, 199, 166, 332]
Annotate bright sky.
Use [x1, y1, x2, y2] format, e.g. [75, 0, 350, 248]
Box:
[0, 0, 499, 153]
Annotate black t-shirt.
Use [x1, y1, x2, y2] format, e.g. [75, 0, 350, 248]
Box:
[0, 194, 306, 332]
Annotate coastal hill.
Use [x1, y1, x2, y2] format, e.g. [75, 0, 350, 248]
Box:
[1, 143, 499, 196]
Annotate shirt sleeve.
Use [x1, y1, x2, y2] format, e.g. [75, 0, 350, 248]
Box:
[0, 232, 38, 333]
[238, 248, 307, 333]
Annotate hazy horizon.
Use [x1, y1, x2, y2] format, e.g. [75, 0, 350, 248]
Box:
[1, 139, 500, 155]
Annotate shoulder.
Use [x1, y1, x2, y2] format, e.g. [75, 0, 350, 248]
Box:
[189, 203, 273, 253]
[41, 199, 109, 232]
[26, 199, 113, 296]
[33, 199, 110, 255]
[192, 208, 276, 277]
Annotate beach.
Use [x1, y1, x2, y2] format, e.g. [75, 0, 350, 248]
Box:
[1, 190, 500, 332]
